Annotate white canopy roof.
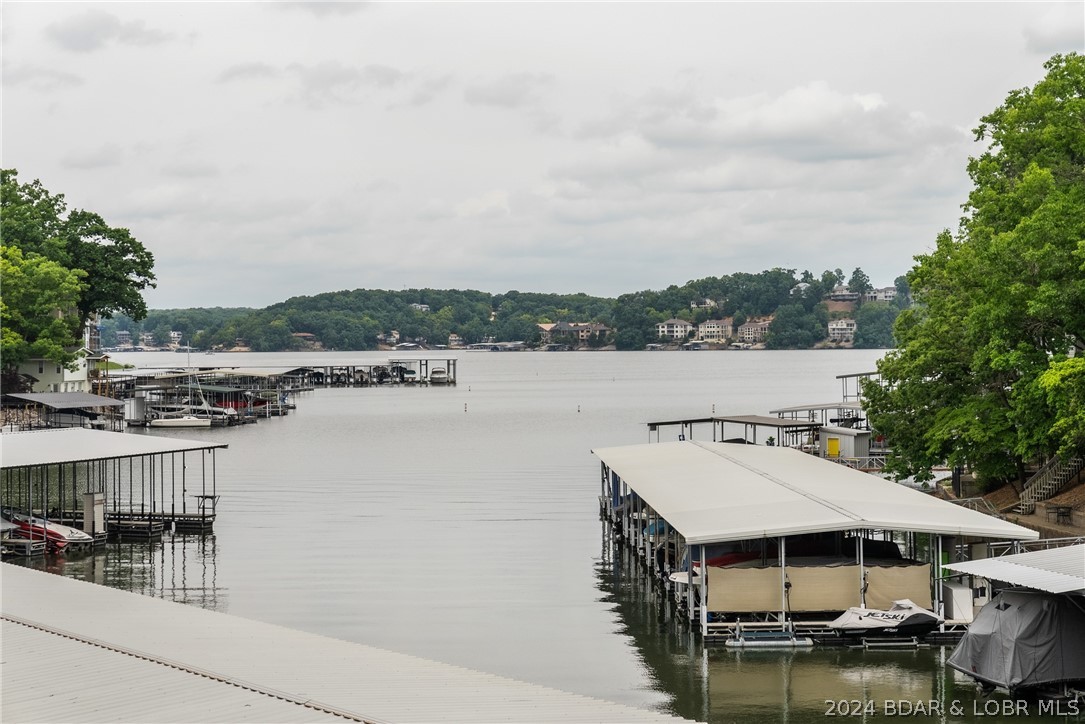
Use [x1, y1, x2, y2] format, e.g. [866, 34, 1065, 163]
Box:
[1, 428, 226, 469]
[592, 441, 1038, 545]
[944, 545, 1085, 594]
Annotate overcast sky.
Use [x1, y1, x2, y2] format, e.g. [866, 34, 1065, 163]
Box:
[4, 2, 1082, 310]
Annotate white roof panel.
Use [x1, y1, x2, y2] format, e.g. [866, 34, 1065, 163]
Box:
[592, 441, 1039, 545]
[1, 428, 226, 469]
[944, 544, 1085, 594]
[1, 564, 693, 724]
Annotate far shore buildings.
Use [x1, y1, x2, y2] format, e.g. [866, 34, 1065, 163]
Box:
[537, 321, 612, 345]
[737, 319, 772, 344]
[697, 318, 734, 342]
[864, 287, 898, 303]
[828, 318, 857, 342]
[656, 318, 694, 340]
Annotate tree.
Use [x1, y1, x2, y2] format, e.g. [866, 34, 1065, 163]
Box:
[1, 170, 156, 334]
[847, 267, 873, 299]
[766, 304, 826, 349]
[1, 246, 87, 388]
[853, 302, 898, 348]
[864, 54, 1085, 486]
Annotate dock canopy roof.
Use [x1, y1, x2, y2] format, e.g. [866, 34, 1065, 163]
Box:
[944, 545, 1085, 594]
[1, 428, 227, 469]
[592, 441, 1038, 545]
[4, 392, 124, 409]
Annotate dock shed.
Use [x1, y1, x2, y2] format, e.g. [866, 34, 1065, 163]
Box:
[593, 441, 1039, 639]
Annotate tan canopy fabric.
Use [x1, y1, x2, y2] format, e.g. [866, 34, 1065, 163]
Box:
[706, 563, 932, 613]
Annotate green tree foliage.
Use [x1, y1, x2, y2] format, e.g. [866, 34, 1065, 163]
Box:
[766, 303, 828, 349]
[864, 54, 1085, 485]
[853, 302, 898, 349]
[1, 170, 156, 386]
[1, 170, 156, 330]
[847, 267, 873, 298]
[1, 246, 87, 370]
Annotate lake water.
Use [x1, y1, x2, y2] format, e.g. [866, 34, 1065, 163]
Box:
[15, 349, 1072, 722]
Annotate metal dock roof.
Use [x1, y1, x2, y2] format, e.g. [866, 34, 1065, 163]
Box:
[1, 428, 227, 469]
[3, 392, 125, 409]
[1, 564, 696, 723]
[592, 441, 1039, 545]
[944, 544, 1085, 594]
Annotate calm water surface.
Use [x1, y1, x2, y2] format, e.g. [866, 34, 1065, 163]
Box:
[18, 350, 1074, 722]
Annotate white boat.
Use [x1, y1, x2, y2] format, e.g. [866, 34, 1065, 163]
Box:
[148, 415, 212, 428]
[429, 368, 450, 384]
[1, 508, 93, 551]
[829, 599, 943, 638]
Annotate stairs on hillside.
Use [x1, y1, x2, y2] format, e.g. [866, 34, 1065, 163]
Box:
[1014, 456, 1084, 515]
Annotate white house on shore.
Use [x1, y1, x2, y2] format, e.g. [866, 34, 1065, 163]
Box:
[697, 318, 734, 342]
[828, 318, 857, 342]
[656, 318, 694, 340]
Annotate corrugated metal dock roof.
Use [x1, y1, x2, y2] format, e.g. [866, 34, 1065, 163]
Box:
[1, 564, 696, 723]
[944, 544, 1085, 594]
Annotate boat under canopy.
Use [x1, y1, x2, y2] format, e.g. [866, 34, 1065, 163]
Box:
[593, 441, 1039, 637]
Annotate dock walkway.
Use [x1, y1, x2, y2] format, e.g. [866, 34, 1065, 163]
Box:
[1, 564, 696, 724]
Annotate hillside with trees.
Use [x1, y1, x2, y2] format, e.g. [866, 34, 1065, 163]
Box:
[98, 266, 908, 352]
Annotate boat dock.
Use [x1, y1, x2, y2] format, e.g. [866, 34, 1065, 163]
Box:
[1, 564, 696, 723]
[593, 440, 1039, 645]
[1, 428, 224, 556]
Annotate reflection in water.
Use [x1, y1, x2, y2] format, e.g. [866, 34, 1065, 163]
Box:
[12, 532, 226, 613]
[596, 538, 1077, 724]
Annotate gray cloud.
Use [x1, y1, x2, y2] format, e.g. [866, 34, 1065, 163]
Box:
[46, 10, 173, 53]
[360, 64, 405, 88]
[1023, 4, 1084, 54]
[276, 2, 371, 18]
[161, 163, 220, 179]
[286, 61, 364, 107]
[218, 62, 280, 83]
[391, 75, 453, 108]
[464, 73, 553, 108]
[3, 65, 83, 91]
[61, 144, 123, 170]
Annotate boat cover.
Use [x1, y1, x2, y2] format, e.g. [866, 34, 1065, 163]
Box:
[947, 589, 1085, 690]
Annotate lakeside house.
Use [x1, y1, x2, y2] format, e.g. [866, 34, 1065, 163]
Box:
[697, 318, 734, 343]
[736, 319, 772, 344]
[656, 319, 694, 340]
[828, 319, 857, 342]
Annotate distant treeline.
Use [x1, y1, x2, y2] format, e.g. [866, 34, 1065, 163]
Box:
[99, 267, 910, 351]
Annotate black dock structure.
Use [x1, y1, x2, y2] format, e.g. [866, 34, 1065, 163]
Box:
[1, 428, 226, 553]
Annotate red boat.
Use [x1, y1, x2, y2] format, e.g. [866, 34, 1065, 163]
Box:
[1, 509, 93, 552]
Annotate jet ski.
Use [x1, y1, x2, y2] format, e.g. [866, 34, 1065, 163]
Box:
[830, 599, 943, 638]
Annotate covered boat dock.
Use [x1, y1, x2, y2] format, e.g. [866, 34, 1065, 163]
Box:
[646, 414, 821, 448]
[2, 391, 126, 432]
[1, 428, 227, 544]
[593, 441, 1039, 642]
